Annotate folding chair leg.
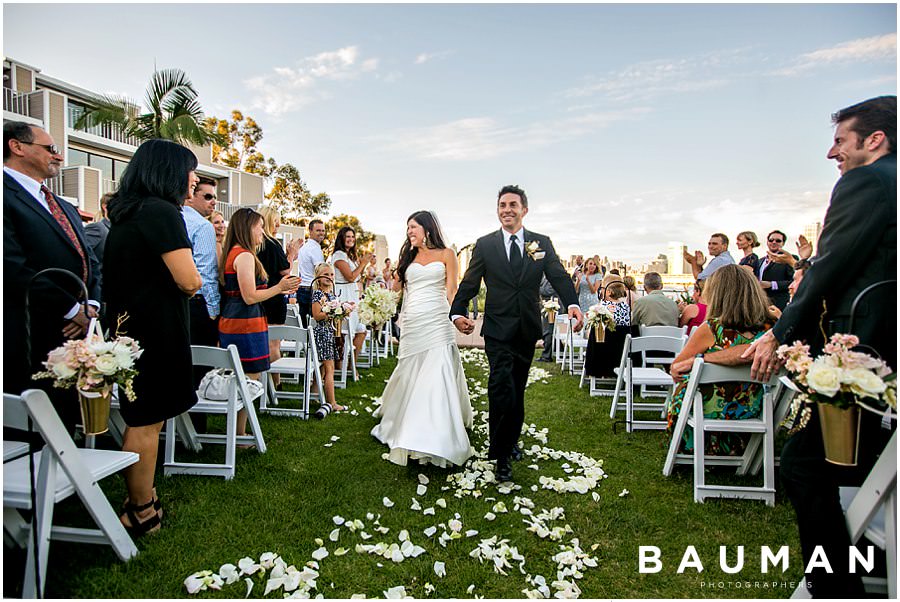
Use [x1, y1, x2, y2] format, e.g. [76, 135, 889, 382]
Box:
[164, 417, 177, 468]
[222, 397, 237, 481]
[693, 411, 706, 503]
[176, 413, 202, 452]
[242, 391, 267, 453]
[23, 451, 56, 599]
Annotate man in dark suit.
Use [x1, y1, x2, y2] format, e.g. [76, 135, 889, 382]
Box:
[745, 96, 896, 598]
[4, 121, 101, 431]
[450, 185, 582, 483]
[756, 229, 794, 311]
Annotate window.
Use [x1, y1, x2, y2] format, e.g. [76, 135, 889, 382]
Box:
[67, 148, 89, 167]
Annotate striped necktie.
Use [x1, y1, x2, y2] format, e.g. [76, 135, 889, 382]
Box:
[41, 185, 88, 283]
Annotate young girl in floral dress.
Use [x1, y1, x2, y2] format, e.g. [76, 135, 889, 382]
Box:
[310, 262, 346, 419]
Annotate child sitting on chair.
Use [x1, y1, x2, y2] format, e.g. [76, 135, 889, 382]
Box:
[310, 262, 346, 419]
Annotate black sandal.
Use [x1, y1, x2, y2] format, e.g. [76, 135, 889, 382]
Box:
[122, 488, 162, 519]
[120, 498, 161, 537]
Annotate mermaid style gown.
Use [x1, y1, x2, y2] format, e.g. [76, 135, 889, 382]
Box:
[371, 261, 474, 467]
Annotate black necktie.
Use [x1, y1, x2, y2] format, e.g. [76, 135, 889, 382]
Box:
[509, 234, 523, 273]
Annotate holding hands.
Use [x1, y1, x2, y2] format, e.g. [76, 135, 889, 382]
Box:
[453, 316, 476, 335]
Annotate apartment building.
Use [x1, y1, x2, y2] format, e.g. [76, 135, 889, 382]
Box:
[3, 57, 268, 225]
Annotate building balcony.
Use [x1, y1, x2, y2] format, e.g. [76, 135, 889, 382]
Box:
[67, 104, 141, 149]
[3, 87, 43, 122]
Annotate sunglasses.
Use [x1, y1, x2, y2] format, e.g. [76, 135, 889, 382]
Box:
[18, 141, 60, 155]
[202, 193, 217, 201]
[768, 238, 784, 243]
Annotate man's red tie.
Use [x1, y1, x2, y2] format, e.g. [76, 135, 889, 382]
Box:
[41, 185, 88, 283]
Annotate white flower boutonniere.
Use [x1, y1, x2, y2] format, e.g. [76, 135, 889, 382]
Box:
[525, 241, 545, 261]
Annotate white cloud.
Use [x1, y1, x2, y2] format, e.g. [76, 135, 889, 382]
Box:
[771, 33, 896, 76]
[414, 50, 454, 65]
[374, 107, 651, 161]
[246, 46, 378, 116]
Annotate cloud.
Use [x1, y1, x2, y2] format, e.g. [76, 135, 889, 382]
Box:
[563, 48, 752, 102]
[374, 107, 651, 161]
[246, 46, 378, 116]
[771, 33, 896, 76]
[414, 50, 454, 65]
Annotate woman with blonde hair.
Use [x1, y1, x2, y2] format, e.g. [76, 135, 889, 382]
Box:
[209, 210, 226, 263]
[219, 208, 300, 436]
[574, 256, 603, 312]
[256, 206, 302, 384]
[666, 264, 777, 454]
[736, 230, 761, 274]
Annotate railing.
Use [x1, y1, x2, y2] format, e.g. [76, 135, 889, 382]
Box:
[102, 179, 118, 194]
[67, 105, 141, 147]
[215, 202, 259, 221]
[44, 175, 64, 196]
[3, 88, 39, 117]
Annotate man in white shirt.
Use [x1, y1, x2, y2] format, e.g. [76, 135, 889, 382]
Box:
[684, 232, 735, 280]
[296, 218, 326, 326]
[183, 178, 221, 345]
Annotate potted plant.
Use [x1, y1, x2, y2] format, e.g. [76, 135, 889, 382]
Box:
[33, 318, 142, 435]
[778, 333, 895, 465]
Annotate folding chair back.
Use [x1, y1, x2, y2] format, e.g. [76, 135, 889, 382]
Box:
[639, 325, 687, 339]
[4, 390, 138, 597]
[662, 358, 780, 506]
[265, 324, 325, 417]
[553, 314, 570, 365]
[163, 345, 266, 480]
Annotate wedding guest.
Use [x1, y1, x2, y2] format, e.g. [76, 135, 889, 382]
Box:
[219, 208, 300, 438]
[678, 279, 707, 332]
[735, 230, 761, 273]
[666, 265, 777, 454]
[84, 192, 114, 271]
[765, 234, 813, 269]
[622, 275, 640, 306]
[757, 229, 795, 311]
[329, 226, 373, 360]
[575, 257, 603, 312]
[296, 219, 326, 327]
[684, 233, 735, 280]
[601, 281, 631, 327]
[363, 254, 378, 289]
[631, 272, 678, 327]
[381, 258, 393, 282]
[103, 139, 202, 536]
[209, 210, 226, 264]
[310, 262, 345, 418]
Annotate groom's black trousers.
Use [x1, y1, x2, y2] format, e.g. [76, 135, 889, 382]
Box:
[484, 335, 534, 460]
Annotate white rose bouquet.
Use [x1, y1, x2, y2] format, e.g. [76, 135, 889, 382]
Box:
[541, 298, 560, 322]
[358, 286, 400, 327]
[584, 303, 616, 342]
[777, 333, 895, 433]
[33, 325, 143, 401]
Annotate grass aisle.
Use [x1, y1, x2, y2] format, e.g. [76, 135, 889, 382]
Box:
[34, 349, 802, 599]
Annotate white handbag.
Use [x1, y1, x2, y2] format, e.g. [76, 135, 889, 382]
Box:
[197, 369, 263, 401]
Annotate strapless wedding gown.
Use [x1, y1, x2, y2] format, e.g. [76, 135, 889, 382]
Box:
[371, 261, 474, 467]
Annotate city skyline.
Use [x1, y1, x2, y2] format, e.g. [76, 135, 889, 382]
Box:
[4, 3, 896, 262]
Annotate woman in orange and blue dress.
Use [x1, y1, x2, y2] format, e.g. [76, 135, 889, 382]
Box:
[666, 264, 777, 455]
[219, 208, 300, 435]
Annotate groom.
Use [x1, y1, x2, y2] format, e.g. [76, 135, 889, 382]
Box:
[451, 185, 582, 483]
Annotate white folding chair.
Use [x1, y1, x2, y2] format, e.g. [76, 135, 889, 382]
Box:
[552, 314, 570, 366]
[610, 335, 683, 431]
[335, 322, 360, 389]
[265, 324, 325, 417]
[3, 390, 138, 598]
[108, 386, 200, 452]
[567, 320, 588, 375]
[163, 345, 266, 480]
[638, 326, 687, 398]
[662, 358, 780, 506]
[377, 321, 393, 359]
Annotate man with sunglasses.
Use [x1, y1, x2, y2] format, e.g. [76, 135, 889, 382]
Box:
[757, 229, 794, 311]
[4, 121, 101, 431]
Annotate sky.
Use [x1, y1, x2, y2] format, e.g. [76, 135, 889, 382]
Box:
[4, 3, 897, 264]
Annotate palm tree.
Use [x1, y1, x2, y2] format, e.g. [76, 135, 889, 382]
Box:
[74, 68, 222, 146]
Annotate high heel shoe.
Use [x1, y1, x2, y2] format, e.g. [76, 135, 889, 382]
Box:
[120, 498, 161, 537]
[123, 487, 162, 519]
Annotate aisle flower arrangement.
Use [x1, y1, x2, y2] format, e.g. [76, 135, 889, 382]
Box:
[584, 303, 616, 342]
[541, 298, 560, 322]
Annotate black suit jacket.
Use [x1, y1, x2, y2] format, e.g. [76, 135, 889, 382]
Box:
[759, 259, 794, 310]
[773, 153, 896, 368]
[4, 172, 101, 392]
[450, 229, 578, 344]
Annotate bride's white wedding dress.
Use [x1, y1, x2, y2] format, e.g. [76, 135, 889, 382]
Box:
[371, 261, 474, 467]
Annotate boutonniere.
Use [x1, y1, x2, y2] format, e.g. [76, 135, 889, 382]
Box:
[525, 241, 545, 261]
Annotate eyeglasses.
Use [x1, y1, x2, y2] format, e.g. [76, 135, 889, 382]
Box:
[202, 193, 217, 201]
[768, 238, 784, 243]
[18, 141, 60, 155]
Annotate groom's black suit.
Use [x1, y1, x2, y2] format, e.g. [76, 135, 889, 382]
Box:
[450, 229, 578, 460]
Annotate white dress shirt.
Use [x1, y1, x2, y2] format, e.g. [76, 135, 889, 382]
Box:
[297, 238, 324, 286]
[501, 227, 525, 260]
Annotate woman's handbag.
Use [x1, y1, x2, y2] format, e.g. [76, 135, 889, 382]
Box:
[197, 369, 264, 401]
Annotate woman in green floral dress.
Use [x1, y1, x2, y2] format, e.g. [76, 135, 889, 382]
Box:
[666, 265, 778, 454]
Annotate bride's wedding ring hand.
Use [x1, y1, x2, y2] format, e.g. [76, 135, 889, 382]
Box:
[453, 317, 476, 335]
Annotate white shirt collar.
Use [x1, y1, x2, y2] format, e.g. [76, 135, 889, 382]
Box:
[501, 227, 525, 246]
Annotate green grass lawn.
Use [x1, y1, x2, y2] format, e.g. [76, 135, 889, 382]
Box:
[12, 349, 805, 599]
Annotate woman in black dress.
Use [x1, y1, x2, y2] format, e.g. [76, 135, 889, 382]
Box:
[256, 206, 301, 385]
[103, 139, 202, 536]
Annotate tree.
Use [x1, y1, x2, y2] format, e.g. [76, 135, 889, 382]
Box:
[204, 110, 268, 173]
[325, 214, 374, 252]
[266, 162, 332, 224]
[74, 68, 222, 146]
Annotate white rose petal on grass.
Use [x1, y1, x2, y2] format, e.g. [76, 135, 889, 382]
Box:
[423, 507, 435, 515]
[360, 531, 372, 540]
[312, 547, 329, 561]
[467, 584, 476, 594]
[448, 519, 463, 532]
[417, 484, 428, 496]
[434, 561, 447, 578]
[592, 492, 600, 502]
[418, 474, 429, 485]
[398, 529, 410, 541]
[334, 547, 349, 556]
[410, 498, 422, 511]
[351, 595, 366, 599]
[260, 552, 279, 568]
[315, 538, 324, 546]
[435, 498, 447, 508]
[218, 563, 239, 584]
[484, 512, 497, 521]
[244, 577, 254, 598]
[383, 497, 395, 508]
[323, 443, 333, 447]
[238, 557, 261, 575]
[384, 586, 408, 599]
[333, 515, 346, 526]
[424, 526, 437, 537]
[619, 489, 630, 497]
[466, 529, 479, 537]
[329, 528, 340, 542]
[330, 435, 340, 442]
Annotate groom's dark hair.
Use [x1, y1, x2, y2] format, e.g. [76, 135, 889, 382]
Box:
[498, 184, 527, 208]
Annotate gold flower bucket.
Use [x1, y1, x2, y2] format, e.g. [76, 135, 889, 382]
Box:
[333, 318, 344, 334]
[545, 310, 557, 323]
[594, 324, 606, 343]
[817, 402, 860, 466]
[78, 388, 111, 436]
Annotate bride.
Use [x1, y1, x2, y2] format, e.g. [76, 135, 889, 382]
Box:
[371, 211, 474, 467]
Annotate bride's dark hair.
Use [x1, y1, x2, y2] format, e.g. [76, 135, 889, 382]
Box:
[396, 210, 446, 285]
